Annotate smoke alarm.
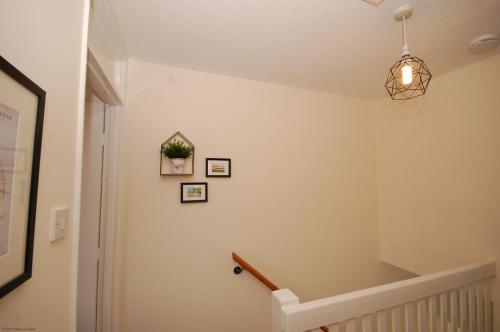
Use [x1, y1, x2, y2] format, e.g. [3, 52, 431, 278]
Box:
[363, 0, 384, 6]
[469, 34, 499, 54]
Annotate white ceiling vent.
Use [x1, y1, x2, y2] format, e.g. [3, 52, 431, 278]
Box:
[362, 0, 384, 6]
[469, 34, 499, 54]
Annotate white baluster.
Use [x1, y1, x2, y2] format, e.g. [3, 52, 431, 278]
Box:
[468, 284, 476, 332]
[429, 296, 437, 332]
[459, 287, 467, 332]
[377, 311, 387, 332]
[440, 292, 448, 332]
[484, 280, 492, 332]
[346, 319, 356, 332]
[417, 299, 426, 332]
[476, 282, 484, 332]
[392, 306, 401, 332]
[362, 315, 371, 332]
[405, 303, 414, 332]
[329, 324, 340, 332]
[449, 289, 458, 332]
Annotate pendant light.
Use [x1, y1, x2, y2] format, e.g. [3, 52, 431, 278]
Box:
[385, 5, 432, 100]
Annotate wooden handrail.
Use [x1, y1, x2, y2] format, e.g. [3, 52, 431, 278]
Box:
[232, 252, 329, 332]
[232, 252, 279, 291]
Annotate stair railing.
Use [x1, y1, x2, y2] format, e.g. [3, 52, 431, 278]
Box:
[272, 260, 496, 332]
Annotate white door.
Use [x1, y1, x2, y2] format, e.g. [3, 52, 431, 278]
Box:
[78, 94, 107, 332]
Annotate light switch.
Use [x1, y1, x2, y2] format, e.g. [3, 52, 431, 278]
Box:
[50, 207, 69, 242]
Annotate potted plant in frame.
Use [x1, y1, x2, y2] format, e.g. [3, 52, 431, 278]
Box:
[161, 139, 193, 174]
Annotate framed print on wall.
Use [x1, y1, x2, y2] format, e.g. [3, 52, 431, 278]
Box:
[0, 56, 46, 299]
[206, 158, 231, 177]
[180, 182, 208, 203]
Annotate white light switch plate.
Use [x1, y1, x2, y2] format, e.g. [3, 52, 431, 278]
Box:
[50, 207, 69, 242]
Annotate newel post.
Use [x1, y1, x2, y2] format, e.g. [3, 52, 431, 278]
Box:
[272, 289, 300, 332]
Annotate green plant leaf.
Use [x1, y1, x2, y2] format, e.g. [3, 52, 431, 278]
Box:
[161, 139, 192, 159]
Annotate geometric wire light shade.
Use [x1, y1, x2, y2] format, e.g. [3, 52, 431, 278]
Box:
[385, 5, 432, 100]
[385, 55, 432, 100]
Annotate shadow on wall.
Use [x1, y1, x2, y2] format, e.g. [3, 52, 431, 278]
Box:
[378, 95, 428, 119]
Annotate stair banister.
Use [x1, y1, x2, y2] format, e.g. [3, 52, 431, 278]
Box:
[273, 260, 496, 332]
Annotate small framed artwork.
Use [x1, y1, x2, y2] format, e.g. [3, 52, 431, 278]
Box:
[0, 56, 46, 298]
[206, 158, 231, 177]
[181, 182, 208, 203]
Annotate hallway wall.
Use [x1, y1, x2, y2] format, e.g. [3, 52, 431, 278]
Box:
[0, 1, 89, 332]
[118, 60, 410, 332]
[376, 54, 500, 327]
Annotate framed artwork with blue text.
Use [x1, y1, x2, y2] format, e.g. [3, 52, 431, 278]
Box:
[0, 56, 45, 299]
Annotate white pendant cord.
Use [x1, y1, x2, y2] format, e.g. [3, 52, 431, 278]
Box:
[402, 16, 411, 57]
[403, 16, 407, 46]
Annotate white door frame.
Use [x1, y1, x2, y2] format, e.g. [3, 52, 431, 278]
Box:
[100, 104, 123, 332]
[76, 48, 124, 332]
[78, 94, 106, 332]
[72, 0, 127, 329]
[86, 51, 123, 106]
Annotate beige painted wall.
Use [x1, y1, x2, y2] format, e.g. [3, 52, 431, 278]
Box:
[118, 60, 411, 332]
[0, 1, 88, 331]
[376, 54, 500, 326]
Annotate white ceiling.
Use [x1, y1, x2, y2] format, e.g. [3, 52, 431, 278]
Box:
[109, 0, 500, 99]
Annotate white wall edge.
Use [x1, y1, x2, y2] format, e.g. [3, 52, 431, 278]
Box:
[69, 0, 91, 331]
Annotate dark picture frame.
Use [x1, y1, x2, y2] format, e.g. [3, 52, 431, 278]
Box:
[180, 182, 208, 203]
[206, 158, 231, 177]
[0, 56, 45, 299]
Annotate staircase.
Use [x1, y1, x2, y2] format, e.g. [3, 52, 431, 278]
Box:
[271, 261, 495, 332]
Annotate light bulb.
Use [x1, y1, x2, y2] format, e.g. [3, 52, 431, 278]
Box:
[402, 64, 413, 85]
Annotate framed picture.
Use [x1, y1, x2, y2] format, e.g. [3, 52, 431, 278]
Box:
[181, 182, 208, 203]
[0, 56, 45, 299]
[206, 158, 231, 177]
